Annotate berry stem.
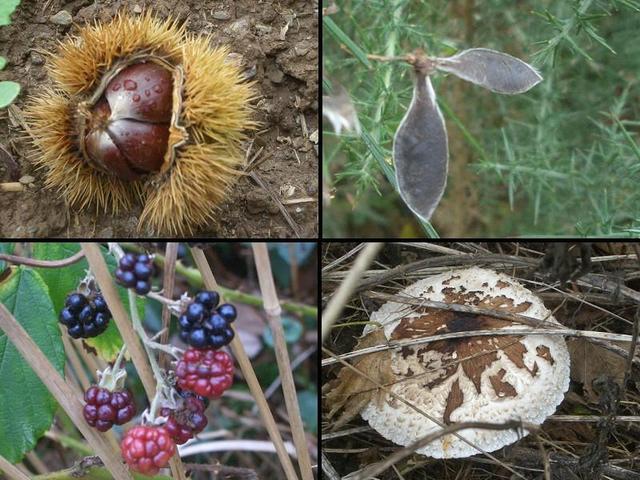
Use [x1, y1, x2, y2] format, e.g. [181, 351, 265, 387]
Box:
[97, 342, 128, 390]
[147, 290, 184, 313]
[0, 249, 86, 268]
[128, 289, 168, 421]
[145, 337, 184, 360]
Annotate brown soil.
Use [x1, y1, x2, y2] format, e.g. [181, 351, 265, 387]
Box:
[0, 0, 318, 238]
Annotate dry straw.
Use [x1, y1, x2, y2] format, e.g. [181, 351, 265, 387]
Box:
[191, 246, 301, 480]
[252, 243, 314, 480]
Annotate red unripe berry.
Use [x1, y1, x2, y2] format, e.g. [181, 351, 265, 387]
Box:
[161, 393, 208, 444]
[121, 425, 175, 475]
[175, 348, 234, 398]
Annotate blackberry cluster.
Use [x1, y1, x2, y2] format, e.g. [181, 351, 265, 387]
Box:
[178, 291, 237, 349]
[83, 385, 136, 432]
[115, 253, 154, 295]
[160, 391, 208, 444]
[59, 293, 111, 338]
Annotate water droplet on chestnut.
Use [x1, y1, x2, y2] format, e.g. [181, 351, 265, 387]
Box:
[112, 83, 121, 91]
[145, 89, 151, 97]
[124, 79, 137, 90]
[153, 85, 162, 94]
[133, 94, 141, 102]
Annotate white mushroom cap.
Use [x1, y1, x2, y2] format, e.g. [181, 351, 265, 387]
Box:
[361, 266, 570, 458]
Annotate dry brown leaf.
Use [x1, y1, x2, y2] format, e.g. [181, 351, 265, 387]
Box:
[567, 338, 627, 403]
[324, 330, 396, 429]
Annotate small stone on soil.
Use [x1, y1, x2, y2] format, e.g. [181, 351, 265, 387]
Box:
[19, 175, 35, 185]
[30, 53, 44, 65]
[268, 67, 285, 84]
[49, 10, 73, 26]
[212, 11, 231, 20]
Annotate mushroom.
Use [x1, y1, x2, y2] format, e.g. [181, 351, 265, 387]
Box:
[360, 266, 570, 458]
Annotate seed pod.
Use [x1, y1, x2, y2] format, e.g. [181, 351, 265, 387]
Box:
[322, 82, 361, 135]
[435, 48, 542, 94]
[392, 69, 448, 222]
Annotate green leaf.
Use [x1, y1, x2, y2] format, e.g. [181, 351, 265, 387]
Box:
[0, 57, 6, 70]
[32, 243, 87, 314]
[0, 266, 66, 463]
[297, 389, 318, 434]
[0, 242, 15, 271]
[0, 81, 20, 108]
[323, 16, 372, 68]
[262, 316, 303, 348]
[0, 0, 20, 26]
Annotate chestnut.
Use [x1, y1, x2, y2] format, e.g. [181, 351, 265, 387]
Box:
[26, 12, 255, 235]
[82, 62, 174, 181]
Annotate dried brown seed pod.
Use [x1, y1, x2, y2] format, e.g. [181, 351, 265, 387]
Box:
[26, 12, 255, 235]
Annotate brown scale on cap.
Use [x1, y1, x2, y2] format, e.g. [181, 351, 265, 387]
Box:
[390, 289, 550, 424]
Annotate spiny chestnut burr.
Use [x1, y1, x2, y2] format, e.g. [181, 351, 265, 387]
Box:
[26, 11, 255, 235]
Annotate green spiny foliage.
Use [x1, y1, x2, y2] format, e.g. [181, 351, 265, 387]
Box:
[0, 1, 22, 108]
[323, 0, 640, 237]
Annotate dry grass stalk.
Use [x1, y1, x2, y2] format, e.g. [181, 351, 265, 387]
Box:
[0, 303, 132, 479]
[25, 451, 48, 475]
[0, 182, 24, 192]
[60, 332, 91, 391]
[322, 243, 384, 341]
[81, 243, 157, 399]
[159, 242, 179, 370]
[0, 454, 30, 480]
[190, 246, 300, 480]
[251, 243, 314, 480]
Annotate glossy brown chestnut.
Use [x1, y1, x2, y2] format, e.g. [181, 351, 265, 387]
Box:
[83, 62, 173, 181]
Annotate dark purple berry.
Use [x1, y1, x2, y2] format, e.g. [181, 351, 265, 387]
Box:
[83, 385, 136, 432]
[195, 291, 219, 309]
[217, 304, 236, 322]
[84, 323, 98, 336]
[65, 293, 87, 313]
[93, 295, 108, 312]
[186, 303, 205, 323]
[79, 305, 94, 323]
[223, 327, 235, 342]
[179, 315, 192, 330]
[134, 262, 152, 280]
[206, 314, 227, 332]
[208, 334, 225, 349]
[68, 324, 83, 338]
[98, 404, 115, 421]
[138, 254, 151, 264]
[116, 269, 136, 288]
[59, 308, 77, 326]
[120, 253, 137, 271]
[135, 280, 150, 295]
[189, 328, 207, 348]
[94, 312, 109, 328]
